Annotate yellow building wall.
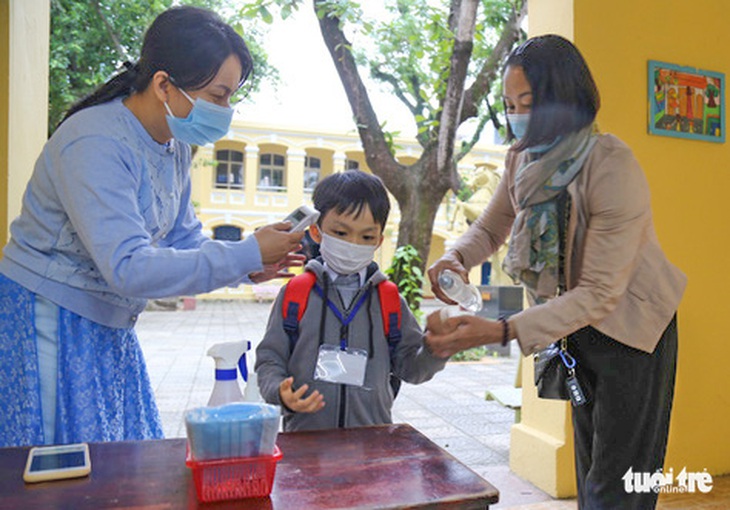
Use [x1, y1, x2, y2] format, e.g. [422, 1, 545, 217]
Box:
[575, 0, 729, 476]
[512, 0, 729, 498]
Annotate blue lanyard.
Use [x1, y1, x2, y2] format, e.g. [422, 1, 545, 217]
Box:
[313, 284, 370, 350]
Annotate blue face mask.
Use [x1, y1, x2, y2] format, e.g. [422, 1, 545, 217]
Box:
[507, 112, 561, 154]
[165, 88, 234, 146]
[506, 112, 530, 141]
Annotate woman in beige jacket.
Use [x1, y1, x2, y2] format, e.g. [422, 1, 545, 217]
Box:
[425, 35, 686, 510]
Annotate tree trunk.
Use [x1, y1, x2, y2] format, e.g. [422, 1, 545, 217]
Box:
[436, 0, 478, 176]
[393, 157, 448, 268]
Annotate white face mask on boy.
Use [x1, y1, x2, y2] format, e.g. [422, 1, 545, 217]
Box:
[319, 233, 377, 276]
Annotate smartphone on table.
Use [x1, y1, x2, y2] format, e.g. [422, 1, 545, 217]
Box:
[23, 443, 91, 483]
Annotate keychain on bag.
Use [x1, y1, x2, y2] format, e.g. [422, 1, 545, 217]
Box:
[559, 343, 588, 406]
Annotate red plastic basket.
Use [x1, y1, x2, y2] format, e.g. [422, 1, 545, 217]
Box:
[186, 445, 282, 502]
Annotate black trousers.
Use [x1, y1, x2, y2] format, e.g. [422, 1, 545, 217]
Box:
[569, 315, 678, 510]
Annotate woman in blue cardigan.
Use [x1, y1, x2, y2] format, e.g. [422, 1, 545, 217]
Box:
[0, 6, 303, 447]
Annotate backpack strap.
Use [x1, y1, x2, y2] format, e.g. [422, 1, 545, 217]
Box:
[377, 280, 402, 348]
[377, 280, 403, 397]
[282, 272, 317, 353]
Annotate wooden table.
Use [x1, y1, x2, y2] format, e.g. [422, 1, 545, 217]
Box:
[0, 424, 499, 509]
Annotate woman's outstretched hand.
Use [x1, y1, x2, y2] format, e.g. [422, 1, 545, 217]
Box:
[254, 222, 305, 265]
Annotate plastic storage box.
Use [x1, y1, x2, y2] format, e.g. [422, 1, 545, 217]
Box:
[186, 445, 282, 502]
[184, 402, 280, 461]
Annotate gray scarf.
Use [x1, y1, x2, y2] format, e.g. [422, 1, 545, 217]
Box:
[502, 127, 596, 303]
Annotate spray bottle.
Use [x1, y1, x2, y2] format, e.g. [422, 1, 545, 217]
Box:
[207, 341, 251, 407]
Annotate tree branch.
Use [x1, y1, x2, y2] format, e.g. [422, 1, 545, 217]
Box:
[456, 116, 489, 161]
[92, 0, 128, 62]
[436, 0, 479, 187]
[371, 67, 435, 148]
[314, 0, 406, 194]
[447, 0, 463, 33]
[461, 0, 526, 120]
[371, 66, 419, 114]
[456, 94, 504, 160]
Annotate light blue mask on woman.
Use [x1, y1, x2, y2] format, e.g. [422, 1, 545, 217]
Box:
[506, 112, 530, 140]
[164, 88, 234, 146]
[506, 112, 561, 153]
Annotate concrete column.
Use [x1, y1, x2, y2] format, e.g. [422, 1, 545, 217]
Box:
[244, 144, 259, 206]
[333, 151, 346, 173]
[1, 0, 50, 246]
[510, 367, 576, 497]
[286, 148, 305, 206]
[191, 145, 212, 203]
[508, 0, 577, 498]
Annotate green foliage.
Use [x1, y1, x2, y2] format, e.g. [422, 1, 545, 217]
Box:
[313, 0, 362, 23]
[240, 0, 306, 24]
[49, 0, 276, 135]
[385, 245, 424, 322]
[49, 0, 158, 135]
[456, 184, 474, 202]
[381, 122, 403, 157]
[450, 346, 488, 362]
[365, 0, 453, 134]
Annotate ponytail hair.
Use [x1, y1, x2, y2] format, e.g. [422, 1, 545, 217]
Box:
[60, 6, 253, 127]
[61, 62, 140, 125]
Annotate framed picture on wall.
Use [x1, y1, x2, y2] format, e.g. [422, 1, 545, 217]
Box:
[648, 60, 724, 143]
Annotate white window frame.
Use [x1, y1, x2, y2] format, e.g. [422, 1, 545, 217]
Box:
[304, 155, 321, 192]
[214, 149, 244, 190]
[258, 153, 286, 192]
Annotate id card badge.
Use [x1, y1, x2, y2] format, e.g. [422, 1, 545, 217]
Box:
[314, 344, 368, 387]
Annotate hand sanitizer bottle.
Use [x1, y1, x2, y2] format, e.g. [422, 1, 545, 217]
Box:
[240, 345, 264, 403]
[242, 372, 264, 403]
[438, 269, 483, 313]
[206, 341, 250, 407]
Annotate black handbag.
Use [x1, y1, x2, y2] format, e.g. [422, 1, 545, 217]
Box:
[534, 339, 570, 400]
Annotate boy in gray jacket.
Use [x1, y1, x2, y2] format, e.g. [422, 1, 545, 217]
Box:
[255, 171, 447, 432]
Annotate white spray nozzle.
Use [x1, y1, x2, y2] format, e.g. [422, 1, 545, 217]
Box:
[207, 341, 250, 370]
[206, 341, 252, 406]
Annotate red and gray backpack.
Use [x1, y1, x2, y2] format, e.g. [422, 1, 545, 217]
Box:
[281, 271, 404, 395]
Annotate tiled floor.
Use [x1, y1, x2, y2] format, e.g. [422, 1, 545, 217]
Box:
[135, 299, 728, 509]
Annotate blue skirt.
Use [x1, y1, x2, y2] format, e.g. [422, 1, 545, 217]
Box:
[0, 274, 163, 446]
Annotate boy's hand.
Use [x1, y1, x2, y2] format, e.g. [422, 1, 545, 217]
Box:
[425, 314, 500, 358]
[279, 377, 325, 413]
[426, 308, 454, 336]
